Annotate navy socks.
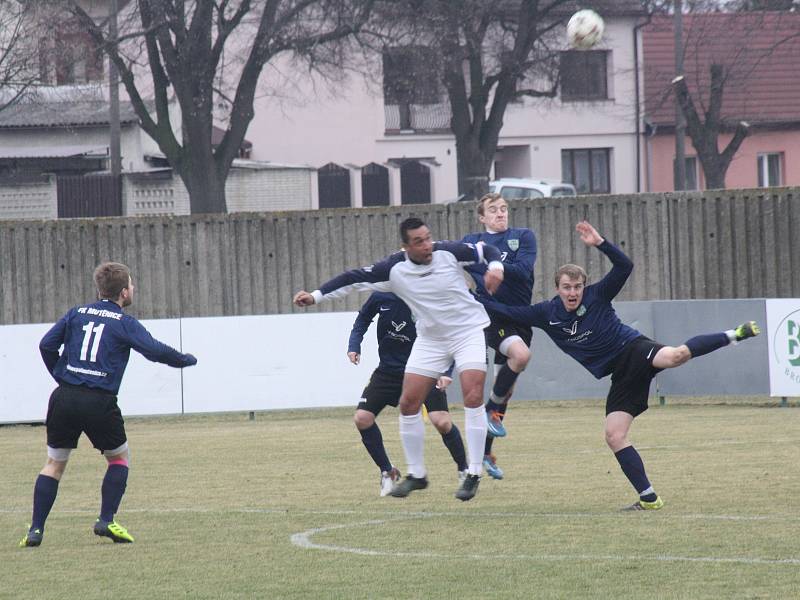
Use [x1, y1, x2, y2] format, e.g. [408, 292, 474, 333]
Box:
[492, 364, 520, 399]
[614, 446, 657, 501]
[685, 332, 730, 358]
[441, 424, 468, 471]
[100, 464, 129, 522]
[31, 474, 59, 531]
[359, 423, 392, 473]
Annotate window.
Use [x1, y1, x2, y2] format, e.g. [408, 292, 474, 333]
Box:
[673, 156, 699, 190]
[757, 153, 783, 187]
[39, 21, 104, 85]
[561, 148, 611, 194]
[560, 51, 608, 101]
[383, 47, 440, 106]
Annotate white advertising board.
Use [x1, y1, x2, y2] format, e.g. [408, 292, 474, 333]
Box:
[0, 323, 56, 423]
[180, 312, 377, 413]
[765, 299, 800, 397]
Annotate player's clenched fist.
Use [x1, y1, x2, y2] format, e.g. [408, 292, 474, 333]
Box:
[293, 290, 315, 306]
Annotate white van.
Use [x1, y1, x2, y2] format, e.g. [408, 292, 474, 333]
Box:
[489, 178, 577, 200]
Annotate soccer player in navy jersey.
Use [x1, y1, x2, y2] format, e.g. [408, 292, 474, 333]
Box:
[294, 217, 504, 501]
[479, 221, 760, 510]
[19, 262, 197, 547]
[348, 291, 468, 496]
[462, 193, 536, 480]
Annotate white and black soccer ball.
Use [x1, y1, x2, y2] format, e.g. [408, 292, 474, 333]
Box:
[566, 9, 605, 50]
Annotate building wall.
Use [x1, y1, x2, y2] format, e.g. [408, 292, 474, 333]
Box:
[648, 130, 800, 192]
[0, 124, 151, 171]
[246, 17, 643, 203]
[0, 176, 57, 219]
[0, 167, 313, 220]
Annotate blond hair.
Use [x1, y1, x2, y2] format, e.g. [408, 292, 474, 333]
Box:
[477, 192, 505, 216]
[554, 264, 587, 287]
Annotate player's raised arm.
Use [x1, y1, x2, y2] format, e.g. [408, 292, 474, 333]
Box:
[577, 221, 633, 301]
[576, 221, 604, 246]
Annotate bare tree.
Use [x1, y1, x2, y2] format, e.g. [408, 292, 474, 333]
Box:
[647, 12, 800, 189]
[0, 1, 42, 114]
[380, 0, 574, 200]
[69, 0, 378, 214]
[671, 69, 749, 190]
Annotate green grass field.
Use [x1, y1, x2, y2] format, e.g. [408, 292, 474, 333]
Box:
[2, 399, 798, 600]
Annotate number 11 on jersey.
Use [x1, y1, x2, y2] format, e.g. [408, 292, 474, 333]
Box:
[80, 321, 105, 362]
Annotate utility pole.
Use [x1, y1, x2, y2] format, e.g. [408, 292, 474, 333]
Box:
[673, 0, 686, 191]
[108, 0, 121, 178]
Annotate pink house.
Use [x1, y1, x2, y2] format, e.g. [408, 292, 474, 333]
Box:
[643, 13, 800, 192]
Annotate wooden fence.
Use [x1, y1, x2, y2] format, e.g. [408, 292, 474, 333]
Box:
[1, 187, 797, 325]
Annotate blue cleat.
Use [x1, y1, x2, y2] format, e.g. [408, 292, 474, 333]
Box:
[486, 409, 507, 437]
[482, 454, 504, 480]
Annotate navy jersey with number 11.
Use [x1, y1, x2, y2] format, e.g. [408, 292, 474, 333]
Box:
[40, 299, 195, 394]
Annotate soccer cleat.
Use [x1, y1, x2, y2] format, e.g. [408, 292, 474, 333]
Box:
[482, 454, 504, 480]
[389, 474, 429, 498]
[380, 467, 401, 497]
[19, 527, 43, 548]
[734, 321, 760, 342]
[93, 519, 134, 543]
[455, 474, 481, 501]
[622, 496, 664, 511]
[486, 409, 507, 438]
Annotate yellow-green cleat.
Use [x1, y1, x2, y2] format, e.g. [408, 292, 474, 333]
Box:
[734, 321, 760, 341]
[93, 519, 134, 543]
[622, 496, 664, 511]
[19, 526, 43, 547]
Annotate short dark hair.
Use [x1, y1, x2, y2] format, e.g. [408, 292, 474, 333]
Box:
[94, 262, 131, 300]
[400, 217, 427, 243]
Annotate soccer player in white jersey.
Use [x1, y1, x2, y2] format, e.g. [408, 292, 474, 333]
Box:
[294, 217, 504, 501]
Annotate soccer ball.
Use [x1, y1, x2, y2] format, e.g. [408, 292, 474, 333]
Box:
[566, 9, 605, 50]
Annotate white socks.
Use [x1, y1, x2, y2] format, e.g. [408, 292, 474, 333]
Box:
[399, 412, 426, 478]
[464, 405, 488, 475]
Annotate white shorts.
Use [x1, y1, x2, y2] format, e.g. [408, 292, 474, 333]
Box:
[405, 328, 487, 378]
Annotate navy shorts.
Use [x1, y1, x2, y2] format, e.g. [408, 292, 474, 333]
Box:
[606, 336, 665, 417]
[485, 317, 533, 365]
[358, 368, 449, 416]
[46, 383, 127, 452]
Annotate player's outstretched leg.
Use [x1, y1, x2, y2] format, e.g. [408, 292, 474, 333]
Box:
[684, 321, 760, 359]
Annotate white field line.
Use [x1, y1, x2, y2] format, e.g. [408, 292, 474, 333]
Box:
[289, 517, 800, 566]
[3, 506, 797, 564]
